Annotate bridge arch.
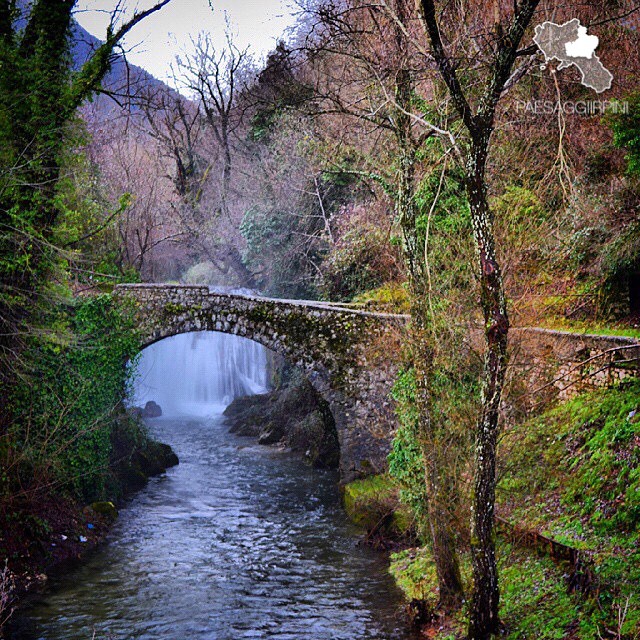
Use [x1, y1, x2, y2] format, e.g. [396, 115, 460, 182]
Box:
[114, 284, 405, 481]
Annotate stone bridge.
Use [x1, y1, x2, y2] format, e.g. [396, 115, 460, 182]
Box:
[113, 284, 640, 483]
[113, 284, 407, 481]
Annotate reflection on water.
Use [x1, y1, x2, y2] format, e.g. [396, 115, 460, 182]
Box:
[12, 416, 412, 640]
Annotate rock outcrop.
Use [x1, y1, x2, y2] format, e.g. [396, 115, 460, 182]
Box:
[223, 368, 340, 469]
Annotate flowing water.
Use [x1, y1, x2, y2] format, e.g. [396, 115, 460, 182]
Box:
[10, 332, 413, 639]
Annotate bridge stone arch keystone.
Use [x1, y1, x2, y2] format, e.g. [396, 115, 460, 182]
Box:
[113, 284, 407, 481]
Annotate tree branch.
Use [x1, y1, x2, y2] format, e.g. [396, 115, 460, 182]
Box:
[68, 0, 173, 111]
[415, 0, 476, 132]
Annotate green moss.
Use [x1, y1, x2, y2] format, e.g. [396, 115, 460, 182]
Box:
[342, 474, 415, 539]
[352, 282, 410, 312]
[389, 542, 616, 639]
[389, 547, 441, 602]
[499, 545, 579, 639]
[497, 381, 640, 637]
[387, 382, 640, 638]
[500, 380, 640, 533]
[539, 318, 640, 339]
[343, 474, 395, 525]
[163, 302, 188, 315]
[89, 501, 118, 520]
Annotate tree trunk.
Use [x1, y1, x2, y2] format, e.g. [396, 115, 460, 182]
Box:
[221, 245, 258, 289]
[392, 0, 466, 591]
[398, 133, 464, 605]
[220, 118, 232, 218]
[412, 320, 465, 607]
[466, 138, 509, 639]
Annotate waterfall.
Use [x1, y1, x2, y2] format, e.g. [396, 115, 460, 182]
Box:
[131, 331, 269, 417]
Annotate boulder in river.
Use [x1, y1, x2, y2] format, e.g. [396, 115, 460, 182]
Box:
[223, 368, 339, 468]
[141, 400, 162, 418]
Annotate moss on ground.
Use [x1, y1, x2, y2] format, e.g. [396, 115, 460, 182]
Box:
[352, 283, 411, 313]
[499, 381, 640, 534]
[342, 474, 416, 544]
[388, 381, 640, 638]
[390, 540, 636, 639]
[539, 317, 640, 339]
[497, 380, 640, 638]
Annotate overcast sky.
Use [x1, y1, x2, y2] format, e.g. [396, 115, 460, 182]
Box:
[74, 0, 299, 85]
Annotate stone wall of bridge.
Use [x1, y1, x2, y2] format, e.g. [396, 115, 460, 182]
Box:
[508, 327, 640, 404]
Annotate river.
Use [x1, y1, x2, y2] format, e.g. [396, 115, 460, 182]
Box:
[10, 332, 413, 639]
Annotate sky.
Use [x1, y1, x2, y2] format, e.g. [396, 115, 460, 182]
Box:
[74, 0, 299, 85]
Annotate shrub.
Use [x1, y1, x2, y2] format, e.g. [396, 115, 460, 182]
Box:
[611, 92, 640, 178]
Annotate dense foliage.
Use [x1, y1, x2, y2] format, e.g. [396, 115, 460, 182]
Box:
[0, 0, 168, 408]
[388, 368, 429, 535]
[0, 7, 171, 626]
[612, 93, 640, 178]
[1, 0, 640, 636]
[2, 294, 140, 503]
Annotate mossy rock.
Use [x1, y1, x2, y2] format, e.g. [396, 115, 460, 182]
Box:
[258, 421, 285, 445]
[90, 501, 118, 521]
[109, 416, 179, 497]
[223, 368, 340, 469]
[286, 410, 340, 468]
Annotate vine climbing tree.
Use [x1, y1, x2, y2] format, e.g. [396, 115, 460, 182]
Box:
[0, 0, 172, 417]
[413, 1, 542, 636]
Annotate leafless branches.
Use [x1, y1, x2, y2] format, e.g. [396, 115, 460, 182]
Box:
[176, 30, 252, 218]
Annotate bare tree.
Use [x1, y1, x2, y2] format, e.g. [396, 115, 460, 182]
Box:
[139, 82, 259, 287]
[141, 88, 207, 205]
[294, 0, 468, 604]
[412, 1, 542, 636]
[176, 30, 251, 219]
[73, 106, 184, 279]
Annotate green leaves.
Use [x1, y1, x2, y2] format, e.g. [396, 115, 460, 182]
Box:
[611, 92, 640, 178]
[388, 368, 430, 530]
[6, 294, 141, 502]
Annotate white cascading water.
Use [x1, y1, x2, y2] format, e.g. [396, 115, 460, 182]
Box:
[131, 331, 269, 417]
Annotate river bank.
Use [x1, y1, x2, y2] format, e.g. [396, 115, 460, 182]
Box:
[0, 411, 178, 632]
[340, 380, 640, 639]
